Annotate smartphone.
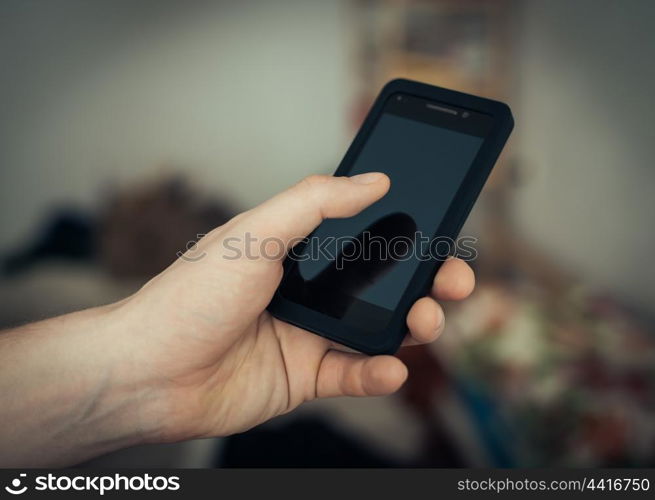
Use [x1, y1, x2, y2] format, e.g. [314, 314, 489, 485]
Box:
[268, 79, 513, 355]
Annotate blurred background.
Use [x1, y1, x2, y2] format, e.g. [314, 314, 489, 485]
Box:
[1, 0, 654, 467]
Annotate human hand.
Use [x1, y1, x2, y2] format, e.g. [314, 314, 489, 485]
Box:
[111, 173, 475, 443]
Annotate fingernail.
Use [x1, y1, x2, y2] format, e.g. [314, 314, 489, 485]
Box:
[350, 172, 385, 185]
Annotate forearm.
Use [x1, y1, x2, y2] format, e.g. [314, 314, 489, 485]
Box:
[0, 304, 161, 467]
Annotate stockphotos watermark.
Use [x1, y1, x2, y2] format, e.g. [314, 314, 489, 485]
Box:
[3, 472, 180, 496]
[177, 232, 478, 267]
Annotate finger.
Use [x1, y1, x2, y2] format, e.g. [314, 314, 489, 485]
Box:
[230, 173, 390, 257]
[316, 351, 407, 398]
[404, 296, 445, 345]
[431, 257, 475, 301]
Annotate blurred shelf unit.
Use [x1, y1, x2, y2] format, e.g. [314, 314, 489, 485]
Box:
[352, 0, 515, 103]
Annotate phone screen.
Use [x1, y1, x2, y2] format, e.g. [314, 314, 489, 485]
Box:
[279, 93, 492, 332]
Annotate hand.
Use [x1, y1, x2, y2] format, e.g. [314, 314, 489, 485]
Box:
[0, 173, 475, 466]
[114, 173, 475, 442]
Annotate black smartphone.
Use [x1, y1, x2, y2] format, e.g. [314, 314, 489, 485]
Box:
[268, 79, 513, 355]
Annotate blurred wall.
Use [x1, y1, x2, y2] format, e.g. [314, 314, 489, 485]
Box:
[514, 0, 655, 312]
[0, 0, 351, 250]
[2, 0, 655, 314]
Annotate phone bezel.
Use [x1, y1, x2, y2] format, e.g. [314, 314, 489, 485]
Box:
[267, 78, 514, 355]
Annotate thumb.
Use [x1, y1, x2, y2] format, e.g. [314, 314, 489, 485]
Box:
[230, 173, 390, 257]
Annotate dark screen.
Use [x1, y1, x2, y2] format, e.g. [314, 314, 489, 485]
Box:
[280, 94, 488, 331]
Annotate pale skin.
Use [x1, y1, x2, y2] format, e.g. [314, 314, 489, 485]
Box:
[0, 173, 475, 467]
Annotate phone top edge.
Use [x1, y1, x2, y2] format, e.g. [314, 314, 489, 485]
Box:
[380, 78, 514, 123]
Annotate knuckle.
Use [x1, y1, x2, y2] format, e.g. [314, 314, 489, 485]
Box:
[297, 174, 331, 190]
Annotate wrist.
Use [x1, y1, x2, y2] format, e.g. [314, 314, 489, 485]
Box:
[91, 301, 170, 448]
[105, 291, 228, 445]
[0, 303, 164, 466]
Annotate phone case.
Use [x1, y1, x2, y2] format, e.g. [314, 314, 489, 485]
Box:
[267, 79, 514, 355]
